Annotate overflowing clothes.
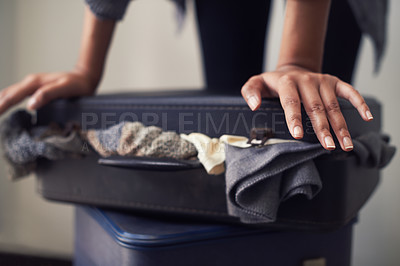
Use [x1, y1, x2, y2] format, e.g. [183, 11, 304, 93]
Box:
[0, 109, 396, 224]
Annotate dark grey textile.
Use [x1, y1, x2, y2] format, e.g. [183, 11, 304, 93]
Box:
[225, 133, 396, 224]
[83, 0, 387, 70]
[348, 0, 388, 71]
[352, 132, 396, 168]
[0, 110, 86, 180]
[84, 0, 131, 20]
[225, 142, 328, 224]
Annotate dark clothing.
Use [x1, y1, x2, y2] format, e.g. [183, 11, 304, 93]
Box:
[84, 0, 388, 91]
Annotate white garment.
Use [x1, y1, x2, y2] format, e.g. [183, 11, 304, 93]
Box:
[181, 133, 297, 175]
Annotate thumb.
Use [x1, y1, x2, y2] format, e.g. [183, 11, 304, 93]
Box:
[27, 81, 68, 110]
[241, 76, 265, 111]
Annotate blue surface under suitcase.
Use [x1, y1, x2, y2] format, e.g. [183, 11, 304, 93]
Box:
[75, 206, 354, 266]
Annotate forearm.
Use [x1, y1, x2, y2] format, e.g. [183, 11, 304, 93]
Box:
[277, 0, 331, 72]
[74, 6, 116, 89]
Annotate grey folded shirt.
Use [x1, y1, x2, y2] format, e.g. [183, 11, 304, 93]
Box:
[225, 142, 328, 224]
[225, 133, 396, 224]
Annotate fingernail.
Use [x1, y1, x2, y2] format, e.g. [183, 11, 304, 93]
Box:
[343, 136, 353, 150]
[293, 126, 302, 138]
[248, 96, 259, 111]
[366, 110, 373, 121]
[27, 97, 37, 110]
[324, 136, 336, 149]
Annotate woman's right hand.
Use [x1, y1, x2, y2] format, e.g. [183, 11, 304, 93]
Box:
[0, 70, 98, 115]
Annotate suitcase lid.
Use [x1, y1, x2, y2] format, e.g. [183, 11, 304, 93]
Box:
[36, 92, 381, 141]
[86, 207, 266, 248]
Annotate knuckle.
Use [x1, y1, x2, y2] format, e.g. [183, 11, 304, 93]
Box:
[309, 102, 325, 114]
[317, 127, 331, 136]
[279, 74, 294, 85]
[58, 76, 70, 85]
[302, 73, 314, 83]
[325, 101, 341, 113]
[350, 86, 359, 94]
[35, 90, 48, 103]
[338, 127, 349, 137]
[288, 113, 302, 123]
[24, 74, 39, 84]
[1, 93, 12, 104]
[360, 102, 369, 110]
[320, 74, 335, 83]
[282, 97, 300, 108]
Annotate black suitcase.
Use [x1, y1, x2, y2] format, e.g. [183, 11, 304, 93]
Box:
[35, 91, 382, 230]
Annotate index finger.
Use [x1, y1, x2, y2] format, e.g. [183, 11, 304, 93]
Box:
[335, 80, 373, 121]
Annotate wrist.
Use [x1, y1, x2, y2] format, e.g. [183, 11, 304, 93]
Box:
[277, 58, 322, 73]
[73, 64, 102, 89]
[275, 63, 318, 74]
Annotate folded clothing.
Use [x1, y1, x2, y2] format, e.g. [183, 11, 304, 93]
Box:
[1, 110, 198, 179]
[0, 110, 86, 180]
[1, 110, 396, 225]
[225, 132, 396, 224]
[225, 142, 328, 224]
[180, 133, 251, 175]
[85, 122, 197, 159]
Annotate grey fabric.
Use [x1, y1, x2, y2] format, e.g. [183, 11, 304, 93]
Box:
[225, 142, 328, 224]
[225, 132, 396, 224]
[85, 121, 197, 159]
[348, 0, 388, 71]
[0, 110, 197, 180]
[82, 0, 388, 70]
[352, 132, 396, 168]
[91, 122, 125, 156]
[0, 110, 86, 180]
[84, 0, 131, 21]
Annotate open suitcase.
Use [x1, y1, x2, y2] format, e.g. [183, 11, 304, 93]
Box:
[34, 91, 382, 231]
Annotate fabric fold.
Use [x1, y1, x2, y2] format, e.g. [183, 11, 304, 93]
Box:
[224, 132, 396, 224]
[85, 121, 197, 159]
[0, 110, 87, 180]
[225, 142, 328, 224]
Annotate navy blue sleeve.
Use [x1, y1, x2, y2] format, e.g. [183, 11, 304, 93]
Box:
[85, 0, 131, 21]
